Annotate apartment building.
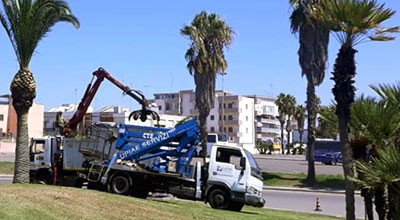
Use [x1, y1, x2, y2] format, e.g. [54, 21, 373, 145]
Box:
[44, 104, 184, 135]
[247, 95, 281, 144]
[151, 90, 256, 153]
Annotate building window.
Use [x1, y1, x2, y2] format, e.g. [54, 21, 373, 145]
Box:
[158, 106, 162, 111]
[219, 115, 222, 121]
[224, 127, 227, 132]
[246, 104, 248, 110]
[224, 115, 226, 121]
[223, 103, 226, 108]
[210, 115, 215, 120]
[246, 128, 249, 133]
[246, 116, 248, 121]
[210, 127, 215, 132]
[166, 103, 170, 111]
[0, 114, 3, 121]
[228, 127, 233, 133]
[228, 103, 233, 108]
[228, 115, 233, 120]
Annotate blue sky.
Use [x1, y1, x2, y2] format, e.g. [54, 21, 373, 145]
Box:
[0, 0, 399, 111]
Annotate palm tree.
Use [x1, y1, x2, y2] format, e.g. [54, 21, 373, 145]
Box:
[354, 146, 400, 220]
[0, 0, 79, 183]
[284, 95, 296, 153]
[275, 93, 287, 154]
[294, 105, 306, 148]
[181, 11, 234, 162]
[290, 0, 329, 182]
[316, 1, 398, 218]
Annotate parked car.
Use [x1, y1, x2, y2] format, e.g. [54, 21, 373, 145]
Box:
[313, 140, 341, 165]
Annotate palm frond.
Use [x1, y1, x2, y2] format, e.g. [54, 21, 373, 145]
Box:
[0, 0, 79, 68]
[316, 0, 398, 47]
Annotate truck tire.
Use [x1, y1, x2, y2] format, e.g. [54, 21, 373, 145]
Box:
[228, 201, 244, 212]
[109, 175, 130, 195]
[208, 188, 230, 210]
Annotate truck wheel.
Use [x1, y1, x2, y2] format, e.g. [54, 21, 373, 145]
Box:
[208, 188, 230, 210]
[109, 175, 130, 195]
[228, 201, 244, 212]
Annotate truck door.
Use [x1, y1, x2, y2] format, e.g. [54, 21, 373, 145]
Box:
[29, 139, 51, 168]
[208, 147, 247, 192]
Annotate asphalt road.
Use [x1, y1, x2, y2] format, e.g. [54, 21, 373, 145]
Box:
[0, 176, 12, 184]
[262, 189, 377, 219]
[255, 155, 344, 175]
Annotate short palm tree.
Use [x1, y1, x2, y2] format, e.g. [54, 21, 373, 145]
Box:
[315, 1, 398, 218]
[290, 0, 329, 182]
[0, 0, 79, 183]
[181, 11, 233, 161]
[294, 105, 306, 148]
[275, 93, 287, 154]
[354, 146, 400, 220]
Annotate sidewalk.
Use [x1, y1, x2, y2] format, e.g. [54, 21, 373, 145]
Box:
[263, 185, 360, 195]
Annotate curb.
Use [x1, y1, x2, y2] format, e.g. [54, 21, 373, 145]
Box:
[263, 185, 361, 195]
[0, 174, 13, 178]
[254, 156, 305, 161]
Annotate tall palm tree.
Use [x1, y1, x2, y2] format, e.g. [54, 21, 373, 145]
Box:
[0, 0, 79, 183]
[294, 105, 306, 147]
[290, 0, 329, 182]
[275, 93, 287, 154]
[181, 11, 233, 161]
[316, 1, 398, 218]
[284, 95, 296, 153]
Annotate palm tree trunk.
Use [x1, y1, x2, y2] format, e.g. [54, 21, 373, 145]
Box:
[199, 111, 208, 164]
[338, 116, 356, 220]
[280, 122, 285, 154]
[306, 81, 316, 182]
[13, 108, 30, 183]
[332, 45, 357, 220]
[10, 69, 36, 184]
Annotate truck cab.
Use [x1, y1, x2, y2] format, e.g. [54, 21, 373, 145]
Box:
[29, 136, 62, 184]
[206, 143, 265, 210]
[196, 133, 228, 156]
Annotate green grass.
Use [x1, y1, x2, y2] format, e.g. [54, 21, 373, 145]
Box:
[263, 172, 345, 189]
[0, 162, 13, 174]
[0, 184, 343, 220]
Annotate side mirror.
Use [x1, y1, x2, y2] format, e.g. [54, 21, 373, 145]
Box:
[240, 157, 246, 169]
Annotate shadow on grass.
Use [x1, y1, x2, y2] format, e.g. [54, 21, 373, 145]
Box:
[262, 173, 299, 181]
[297, 178, 345, 189]
[262, 172, 345, 189]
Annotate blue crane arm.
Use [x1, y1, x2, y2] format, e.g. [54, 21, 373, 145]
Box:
[106, 119, 199, 174]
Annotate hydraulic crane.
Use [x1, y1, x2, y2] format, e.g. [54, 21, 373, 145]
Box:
[64, 67, 159, 135]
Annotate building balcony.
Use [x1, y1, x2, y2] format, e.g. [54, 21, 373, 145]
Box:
[260, 118, 280, 124]
[219, 107, 240, 114]
[220, 119, 239, 126]
[257, 127, 280, 134]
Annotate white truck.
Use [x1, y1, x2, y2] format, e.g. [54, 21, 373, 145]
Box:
[29, 120, 265, 211]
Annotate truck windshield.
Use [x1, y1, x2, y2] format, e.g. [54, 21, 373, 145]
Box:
[244, 150, 263, 181]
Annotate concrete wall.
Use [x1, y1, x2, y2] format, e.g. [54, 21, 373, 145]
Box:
[28, 103, 44, 138]
[0, 104, 8, 135]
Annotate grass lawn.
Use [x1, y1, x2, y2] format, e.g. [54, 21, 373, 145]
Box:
[0, 184, 343, 220]
[263, 172, 345, 189]
[0, 162, 13, 174]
